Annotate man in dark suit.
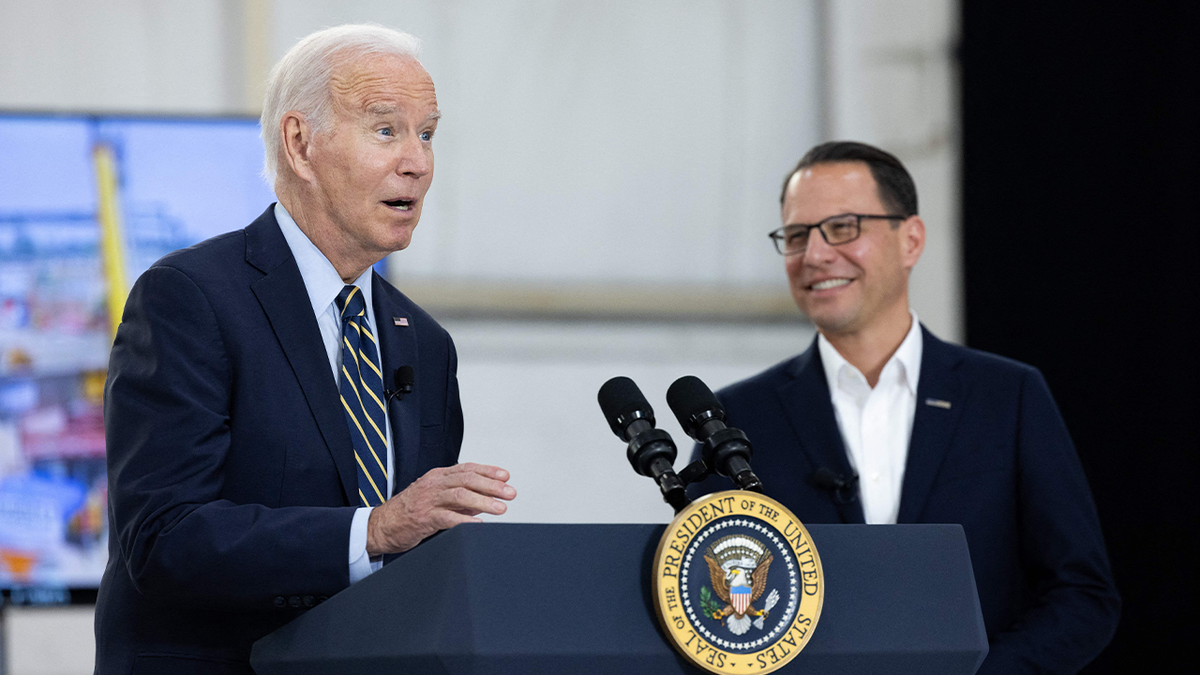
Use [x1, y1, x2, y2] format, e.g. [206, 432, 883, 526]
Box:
[688, 141, 1119, 673]
[96, 25, 515, 674]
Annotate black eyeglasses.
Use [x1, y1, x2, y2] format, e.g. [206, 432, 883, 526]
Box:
[768, 213, 904, 256]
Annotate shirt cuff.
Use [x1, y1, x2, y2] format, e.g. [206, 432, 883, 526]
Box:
[348, 506, 378, 584]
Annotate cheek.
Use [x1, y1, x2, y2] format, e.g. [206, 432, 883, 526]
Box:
[839, 241, 873, 267]
[784, 256, 804, 281]
[314, 150, 363, 197]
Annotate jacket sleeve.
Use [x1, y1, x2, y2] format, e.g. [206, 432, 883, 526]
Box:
[443, 331, 464, 462]
[977, 368, 1120, 674]
[105, 264, 357, 611]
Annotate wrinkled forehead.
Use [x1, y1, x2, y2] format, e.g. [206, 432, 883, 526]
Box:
[328, 52, 437, 113]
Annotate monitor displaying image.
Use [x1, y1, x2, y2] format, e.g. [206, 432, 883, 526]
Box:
[0, 112, 275, 601]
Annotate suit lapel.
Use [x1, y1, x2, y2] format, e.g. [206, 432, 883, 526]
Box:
[245, 209, 358, 505]
[776, 340, 865, 523]
[372, 274, 421, 494]
[896, 326, 967, 523]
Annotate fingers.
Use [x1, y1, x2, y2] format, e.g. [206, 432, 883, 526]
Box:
[366, 464, 516, 555]
[427, 463, 517, 505]
[434, 485, 503, 516]
[453, 469, 516, 501]
[434, 466, 513, 511]
[426, 507, 483, 531]
[444, 462, 515, 493]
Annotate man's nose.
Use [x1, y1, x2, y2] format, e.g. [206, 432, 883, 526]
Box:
[396, 134, 431, 177]
[802, 227, 837, 264]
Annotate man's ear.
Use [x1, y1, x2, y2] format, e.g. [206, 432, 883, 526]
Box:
[901, 215, 926, 269]
[281, 111, 316, 183]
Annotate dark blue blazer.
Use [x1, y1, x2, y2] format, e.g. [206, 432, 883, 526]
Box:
[688, 327, 1119, 674]
[95, 207, 463, 674]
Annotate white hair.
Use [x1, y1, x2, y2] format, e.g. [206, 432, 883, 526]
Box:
[260, 23, 423, 184]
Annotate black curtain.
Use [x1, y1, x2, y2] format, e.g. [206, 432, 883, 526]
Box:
[961, 2, 1198, 671]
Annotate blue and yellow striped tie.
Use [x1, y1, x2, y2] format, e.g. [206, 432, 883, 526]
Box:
[335, 285, 389, 507]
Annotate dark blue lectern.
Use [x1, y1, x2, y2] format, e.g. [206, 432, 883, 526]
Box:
[251, 523, 987, 674]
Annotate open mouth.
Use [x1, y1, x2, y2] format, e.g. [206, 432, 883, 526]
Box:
[383, 198, 416, 211]
[808, 278, 852, 291]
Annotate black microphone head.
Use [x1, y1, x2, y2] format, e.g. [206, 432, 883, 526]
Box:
[395, 365, 415, 389]
[598, 376, 655, 441]
[665, 375, 726, 439]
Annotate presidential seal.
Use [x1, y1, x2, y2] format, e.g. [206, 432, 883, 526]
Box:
[652, 491, 823, 674]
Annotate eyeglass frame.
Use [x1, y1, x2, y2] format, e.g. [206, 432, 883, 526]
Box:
[768, 213, 906, 256]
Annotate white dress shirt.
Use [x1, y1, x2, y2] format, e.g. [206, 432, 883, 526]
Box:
[817, 311, 923, 524]
[274, 203, 392, 583]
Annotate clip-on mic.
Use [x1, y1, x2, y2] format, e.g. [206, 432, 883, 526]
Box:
[809, 467, 859, 504]
[384, 365, 415, 403]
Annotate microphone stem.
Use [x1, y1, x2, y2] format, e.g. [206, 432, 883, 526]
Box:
[649, 456, 691, 512]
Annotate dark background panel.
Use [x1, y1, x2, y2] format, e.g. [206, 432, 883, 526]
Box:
[961, 2, 1198, 671]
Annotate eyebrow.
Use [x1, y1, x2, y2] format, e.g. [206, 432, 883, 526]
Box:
[366, 104, 397, 117]
[364, 105, 443, 122]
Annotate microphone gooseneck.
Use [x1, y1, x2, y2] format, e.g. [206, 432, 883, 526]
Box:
[666, 375, 763, 493]
[598, 376, 690, 512]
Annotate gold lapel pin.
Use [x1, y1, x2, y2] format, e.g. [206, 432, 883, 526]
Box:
[924, 398, 952, 409]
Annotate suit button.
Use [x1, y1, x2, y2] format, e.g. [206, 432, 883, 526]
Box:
[303, 595, 315, 607]
[273, 597, 286, 608]
[289, 596, 301, 608]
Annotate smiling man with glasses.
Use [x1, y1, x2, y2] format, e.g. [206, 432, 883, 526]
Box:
[688, 141, 1120, 674]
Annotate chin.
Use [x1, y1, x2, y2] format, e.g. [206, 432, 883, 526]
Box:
[377, 223, 416, 253]
[803, 306, 859, 335]
[376, 238, 411, 256]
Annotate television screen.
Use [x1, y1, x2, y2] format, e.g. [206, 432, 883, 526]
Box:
[0, 113, 275, 603]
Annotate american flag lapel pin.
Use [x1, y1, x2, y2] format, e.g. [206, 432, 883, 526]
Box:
[393, 317, 409, 327]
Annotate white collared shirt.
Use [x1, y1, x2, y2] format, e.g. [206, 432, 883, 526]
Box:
[274, 203, 392, 582]
[817, 311, 923, 524]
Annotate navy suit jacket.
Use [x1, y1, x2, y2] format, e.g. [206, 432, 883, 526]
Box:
[688, 326, 1119, 674]
[95, 207, 463, 674]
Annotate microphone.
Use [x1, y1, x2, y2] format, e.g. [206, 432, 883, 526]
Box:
[385, 365, 415, 403]
[809, 467, 859, 504]
[665, 375, 763, 493]
[598, 376, 690, 512]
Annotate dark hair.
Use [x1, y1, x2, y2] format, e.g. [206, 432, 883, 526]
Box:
[780, 141, 918, 217]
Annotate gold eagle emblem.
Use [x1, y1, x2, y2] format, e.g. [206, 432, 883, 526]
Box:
[703, 535, 780, 635]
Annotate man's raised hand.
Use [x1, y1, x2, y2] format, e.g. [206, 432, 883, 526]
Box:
[366, 462, 516, 555]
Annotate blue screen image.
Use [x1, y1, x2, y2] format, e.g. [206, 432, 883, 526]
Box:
[0, 113, 276, 595]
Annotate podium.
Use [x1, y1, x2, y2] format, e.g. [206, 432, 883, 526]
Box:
[251, 523, 987, 674]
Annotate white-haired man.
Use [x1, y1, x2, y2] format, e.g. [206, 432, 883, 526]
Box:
[96, 25, 515, 673]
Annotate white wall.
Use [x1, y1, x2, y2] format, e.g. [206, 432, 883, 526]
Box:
[273, 0, 824, 294]
[826, 0, 962, 341]
[451, 319, 815, 524]
[0, 1, 960, 673]
[0, 0, 240, 114]
[1, 607, 93, 675]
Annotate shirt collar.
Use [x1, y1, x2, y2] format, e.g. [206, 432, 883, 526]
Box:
[817, 310, 924, 396]
[274, 202, 374, 319]
[893, 310, 924, 395]
[817, 331, 856, 395]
